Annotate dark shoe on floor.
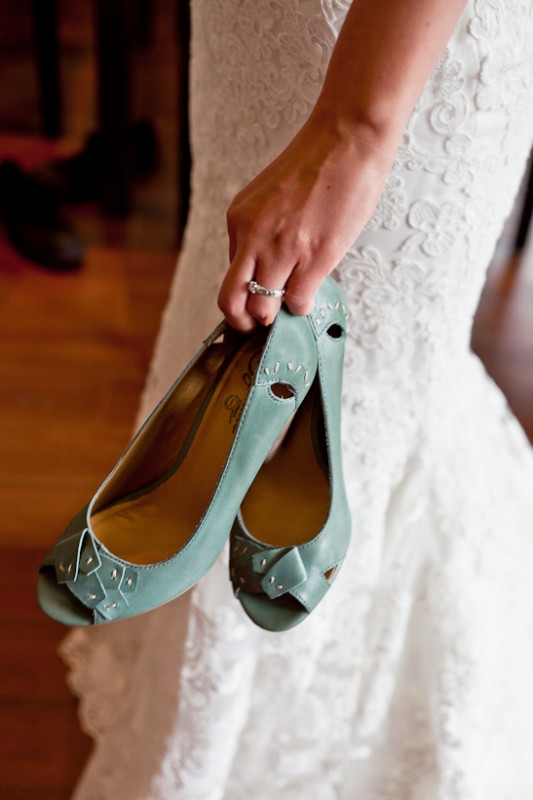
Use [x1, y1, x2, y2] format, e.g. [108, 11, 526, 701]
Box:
[32, 119, 160, 204]
[0, 160, 85, 271]
[0, 161, 85, 272]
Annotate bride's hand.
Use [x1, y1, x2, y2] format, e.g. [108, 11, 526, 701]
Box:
[216, 0, 468, 332]
[217, 115, 394, 332]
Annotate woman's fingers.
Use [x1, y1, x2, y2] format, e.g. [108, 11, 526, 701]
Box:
[219, 237, 338, 332]
[245, 255, 294, 327]
[250, 254, 333, 323]
[283, 258, 332, 317]
[217, 251, 258, 332]
[219, 253, 291, 331]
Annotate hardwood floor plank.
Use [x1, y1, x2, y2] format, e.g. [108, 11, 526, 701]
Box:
[0, 700, 91, 796]
[0, 551, 92, 800]
[0, 246, 176, 548]
[0, 3, 181, 796]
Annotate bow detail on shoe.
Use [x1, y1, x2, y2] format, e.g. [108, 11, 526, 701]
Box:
[257, 547, 308, 599]
[44, 521, 139, 622]
[53, 526, 100, 583]
[230, 516, 346, 617]
[231, 537, 308, 598]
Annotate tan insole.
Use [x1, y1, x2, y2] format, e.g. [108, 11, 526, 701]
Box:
[241, 387, 330, 547]
[90, 336, 264, 564]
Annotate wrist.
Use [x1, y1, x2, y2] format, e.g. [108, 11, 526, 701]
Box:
[303, 105, 398, 176]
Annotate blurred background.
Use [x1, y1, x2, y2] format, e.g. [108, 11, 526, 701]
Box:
[0, 1, 531, 797]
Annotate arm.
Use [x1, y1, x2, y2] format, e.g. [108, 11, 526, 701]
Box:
[218, 0, 468, 331]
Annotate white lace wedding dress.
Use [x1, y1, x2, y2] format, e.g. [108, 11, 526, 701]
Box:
[61, 1, 533, 798]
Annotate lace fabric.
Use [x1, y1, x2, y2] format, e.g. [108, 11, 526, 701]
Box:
[61, 1, 533, 797]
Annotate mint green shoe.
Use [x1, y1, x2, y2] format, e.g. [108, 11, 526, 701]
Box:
[229, 278, 351, 632]
[37, 301, 322, 625]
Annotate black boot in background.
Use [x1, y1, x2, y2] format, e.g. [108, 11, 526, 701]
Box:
[0, 160, 85, 271]
[32, 119, 160, 204]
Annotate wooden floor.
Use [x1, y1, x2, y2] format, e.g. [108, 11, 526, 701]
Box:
[0, 2, 533, 798]
[0, 3, 181, 797]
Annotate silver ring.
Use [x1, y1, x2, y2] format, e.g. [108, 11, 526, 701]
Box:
[248, 280, 286, 298]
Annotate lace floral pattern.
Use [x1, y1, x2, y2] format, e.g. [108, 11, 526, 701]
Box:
[62, 1, 533, 798]
[363, 168, 408, 232]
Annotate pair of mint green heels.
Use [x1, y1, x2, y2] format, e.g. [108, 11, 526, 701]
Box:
[37, 277, 351, 631]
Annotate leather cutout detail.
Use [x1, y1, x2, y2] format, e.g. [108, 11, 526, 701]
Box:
[326, 323, 344, 340]
[270, 382, 296, 400]
[310, 297, 347, 339]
